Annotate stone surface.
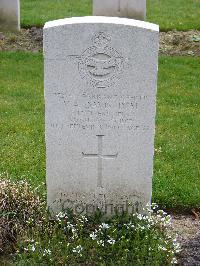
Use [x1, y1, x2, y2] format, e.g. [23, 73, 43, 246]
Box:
[93, 0, 146, 21]
[44, 16, 159, 215]
[0, 0, 20, 31]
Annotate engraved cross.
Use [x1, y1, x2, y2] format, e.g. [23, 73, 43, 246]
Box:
[82, 135, 118, 188]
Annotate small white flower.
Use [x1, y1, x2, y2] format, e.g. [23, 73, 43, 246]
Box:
[100, 223, 110, 229]
[31, 245, 36, 252]
[27, 218, 34, 224]
[90, 232, 97, 240]
[72, 233, 78, 240]
[158, 245, 167, 251]
[151, 203, 158, 210]
[81, 215, 88, 222]
[97, 240, 104, 246]
[173, 242, 182, 253]
[67, 222, 75, 230]
[56, 212, 66, 219]
[72, 228, 77, 234]
[72, 245, 83, 254]
[125, 222, 132, 229]
[43, 249, 51, 256]
[108, 238, 115, 245]
[171, 257, 178, 264]
[157, 210, 167, 216]
[137, 214, 143, 220]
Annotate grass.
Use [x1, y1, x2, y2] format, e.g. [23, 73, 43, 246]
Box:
[20, 0, 200, 31]
[21, 0, 92, 28]
[147, 0, 200, 31]
[0, 52, 45, 184]
[0, 52, 199, 211]
[154, 56, 200, 211]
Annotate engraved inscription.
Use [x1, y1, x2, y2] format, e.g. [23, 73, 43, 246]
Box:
[82, 135, 118, 188]
[52, 91, 153, 132]
[78, 32, 125, 88]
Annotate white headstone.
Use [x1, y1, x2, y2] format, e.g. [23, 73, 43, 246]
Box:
[93, 0, 146, 21]
[44, 17, 159, 215]
[0, 0, 20, 31]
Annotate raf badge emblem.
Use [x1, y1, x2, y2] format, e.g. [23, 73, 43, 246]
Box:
[78, 32, 125, 88]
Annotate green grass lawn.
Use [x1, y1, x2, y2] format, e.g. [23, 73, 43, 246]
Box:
[0, 53, 45, 183]
[0, 52, 200, 211]
[154, 57, 200, 211]
[21, 0, 92, 28]
[147, 0, 200, 31]
[20, 0, 200, 31]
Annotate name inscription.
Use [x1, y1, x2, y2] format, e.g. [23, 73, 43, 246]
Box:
[50, 91, 154, 132]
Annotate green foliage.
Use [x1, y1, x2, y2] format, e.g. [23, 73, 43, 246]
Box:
[154, 57, 200, 210]
[0, 53, 200, 211]
[147, 0, 200, 31]
[1, 178, 180, 265]
[20, 0, 200, 30]
[21, 0, 92, 27]
[15, 211, 177, 265]
[0, 175, 45, 255]
[0, 52, 45, 183]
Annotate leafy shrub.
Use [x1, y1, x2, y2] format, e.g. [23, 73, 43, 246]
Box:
[0, 173, 45, 255]
[16, 208, 181, 265]
[0, 176, 181, 265]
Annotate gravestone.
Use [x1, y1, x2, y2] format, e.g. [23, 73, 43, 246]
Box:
[93, 0, 146, 21]
[0, 0, 20, 31]
[44, 16, 159, 215]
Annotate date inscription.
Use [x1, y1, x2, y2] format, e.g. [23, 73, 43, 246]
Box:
[50, 91, 154, 132]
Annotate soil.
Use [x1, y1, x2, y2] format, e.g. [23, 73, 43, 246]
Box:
[0, 28, 200, 56]
[172, 214, 200, 265]
[160, 31, 200, 57]
[0, 27, 43, 53]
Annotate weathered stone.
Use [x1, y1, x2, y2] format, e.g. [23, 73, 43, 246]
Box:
[0, 0, 20, 31]
[44, 16, 159, 215]
[93, 0, 146, 21]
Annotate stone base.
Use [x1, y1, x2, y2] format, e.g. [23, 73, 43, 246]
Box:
[93, 0, 146, 21]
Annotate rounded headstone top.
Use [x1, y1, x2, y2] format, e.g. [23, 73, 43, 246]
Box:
[44, 16, 159, 32]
